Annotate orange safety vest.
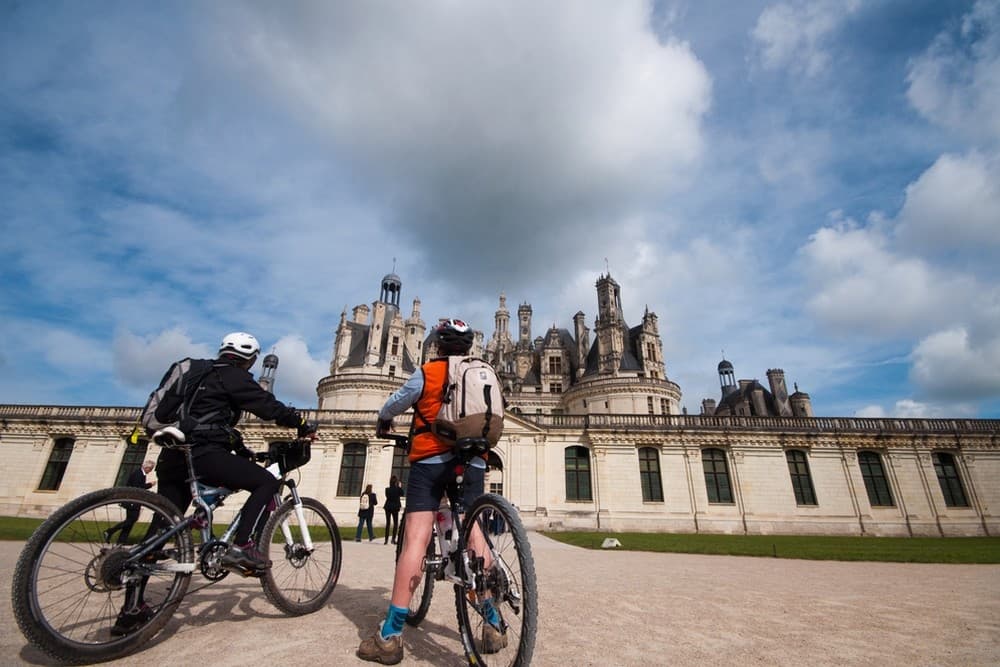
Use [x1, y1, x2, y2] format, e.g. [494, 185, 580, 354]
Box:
[409, 359, 449, 462]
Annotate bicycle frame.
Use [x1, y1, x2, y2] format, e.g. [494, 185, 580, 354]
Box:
[388, 434, 516, 609]
[125, 440, 316, 580]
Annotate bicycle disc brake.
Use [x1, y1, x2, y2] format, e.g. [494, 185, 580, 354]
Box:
[199, 540, 230, 581]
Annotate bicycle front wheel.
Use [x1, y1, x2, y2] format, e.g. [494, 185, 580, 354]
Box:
[12, 487, 193, 664]
[259, 496, 342, 615]
[455, 493, 537, 667]
[395, 512, 436, 626]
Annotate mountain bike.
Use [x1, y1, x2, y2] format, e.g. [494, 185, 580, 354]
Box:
[12, 426, 341, 664]
[386, 434, 537, 666]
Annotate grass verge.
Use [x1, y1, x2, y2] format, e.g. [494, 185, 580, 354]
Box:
[540, 531, 1000, 564]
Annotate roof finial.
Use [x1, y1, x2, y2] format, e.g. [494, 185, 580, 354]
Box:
[604, 257, 610, 275]
[392, 256, 397, 273]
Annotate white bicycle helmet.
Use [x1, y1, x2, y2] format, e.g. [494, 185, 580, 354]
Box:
[219, 332, 261, 360]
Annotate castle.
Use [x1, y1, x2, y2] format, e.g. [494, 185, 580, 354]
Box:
[1, 272, 997, 537]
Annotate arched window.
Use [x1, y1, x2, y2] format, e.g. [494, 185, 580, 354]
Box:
[638, 447, 663, 502]
[858, 451, 894, 507]
[337, 443, 367, 497]
[564, 446, 592, 502]
[702, 448, 733, 504]
[38, 437, 75, 491]
[116, 439, 149, 487]
[785, 450, 817, 505]
[932, 452, 969, 507]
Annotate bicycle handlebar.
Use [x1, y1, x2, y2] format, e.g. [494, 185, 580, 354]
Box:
[381, 433, 410, 448]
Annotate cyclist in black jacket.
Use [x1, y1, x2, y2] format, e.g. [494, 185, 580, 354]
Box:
[153, 332, 313, 572]
[114, 331, 315, 637]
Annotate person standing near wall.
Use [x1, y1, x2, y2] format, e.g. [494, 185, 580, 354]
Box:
[383, 476, 403, 545]
[355, 483, 378, 542]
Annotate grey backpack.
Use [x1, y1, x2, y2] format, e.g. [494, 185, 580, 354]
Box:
[432, 356, 504, 446]
[130, 358, 218, 443]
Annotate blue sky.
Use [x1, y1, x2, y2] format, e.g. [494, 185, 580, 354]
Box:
[1, 0, 998, 418]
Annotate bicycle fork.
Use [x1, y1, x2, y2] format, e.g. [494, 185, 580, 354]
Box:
[277, 481, 314, 552]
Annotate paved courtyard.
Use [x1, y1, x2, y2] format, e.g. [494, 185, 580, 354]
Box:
[2, 534, 998, 666]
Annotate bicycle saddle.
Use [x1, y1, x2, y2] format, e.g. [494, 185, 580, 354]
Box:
[152, 425, 187, 448]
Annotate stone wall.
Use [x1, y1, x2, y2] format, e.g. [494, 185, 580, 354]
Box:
[1, 404, 996, 537]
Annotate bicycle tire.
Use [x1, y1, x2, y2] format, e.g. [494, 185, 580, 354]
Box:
[394, 513, 436, 626]
[454, 493, 537, 667]
[259, 496, 342, 615]
[12, 487, 193, 664]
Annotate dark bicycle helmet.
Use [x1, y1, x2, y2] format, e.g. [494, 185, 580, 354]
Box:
[434, 318, 474, 355]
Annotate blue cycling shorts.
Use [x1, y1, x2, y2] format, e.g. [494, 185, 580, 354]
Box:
[404, 457, 485, 513]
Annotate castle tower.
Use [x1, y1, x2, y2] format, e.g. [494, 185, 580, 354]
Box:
[380, 271, 401, 307]
[594, 273, 624, 375]
[514, 303, 534, 380]
[495, 293, 510, 340]
[488, 293, 514, 374]
[767, 368, 793, 417]
[366, 271, 402, 367]
[517, 303, 533, 350]
[258, 351, 279, 393]
[404, 298, 426, 367]
[573, 311, 589, 379]
[636, 306, 666, 381]
[719, 358, 737, 397]
[790, 383, 814, 417]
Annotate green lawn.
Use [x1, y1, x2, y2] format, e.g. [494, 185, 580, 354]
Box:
[0, 516, 345, 543]
[541, 531, 1000, 563]
[5, 515, 997, 563]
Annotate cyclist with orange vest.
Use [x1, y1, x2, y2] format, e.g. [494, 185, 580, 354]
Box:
[357, 319, 504, 664]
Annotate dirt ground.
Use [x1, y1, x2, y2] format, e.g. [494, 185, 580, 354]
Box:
[2, 534, 998, 666]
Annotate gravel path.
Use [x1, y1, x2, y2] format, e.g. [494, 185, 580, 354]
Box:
[2, 535, 998, 666]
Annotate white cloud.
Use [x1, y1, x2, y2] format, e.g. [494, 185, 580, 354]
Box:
[906, 0, 1000, 143]
[218, 1, 712, 286]
[263, 334, 329, 408]
[894, 151, 1000, 255]
[752, 0, 861, 77]
[911, 326, 1000, 400]
[113, 328, 213, 389]
[800, 217, 975, 338]
[854, 398, 976, 419]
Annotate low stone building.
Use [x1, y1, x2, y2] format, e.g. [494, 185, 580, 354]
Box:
[1, 272, 997, 537]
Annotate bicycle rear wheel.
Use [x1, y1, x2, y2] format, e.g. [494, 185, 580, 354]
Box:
[395, 512, 436, 626]
[259, 497, 341, 615]
[12, 488, 193, 664]
[455, 493, 537, 667]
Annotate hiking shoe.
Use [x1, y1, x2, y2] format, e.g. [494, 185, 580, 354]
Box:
[110, 604, 154, 637]
[220, 543, 271, 572]
[357, 630, 403, 664]
[481, 624, 508, 654]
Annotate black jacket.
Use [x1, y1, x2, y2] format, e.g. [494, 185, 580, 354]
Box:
[155, 356, 302, 475]
[383, 485, 403, 512]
